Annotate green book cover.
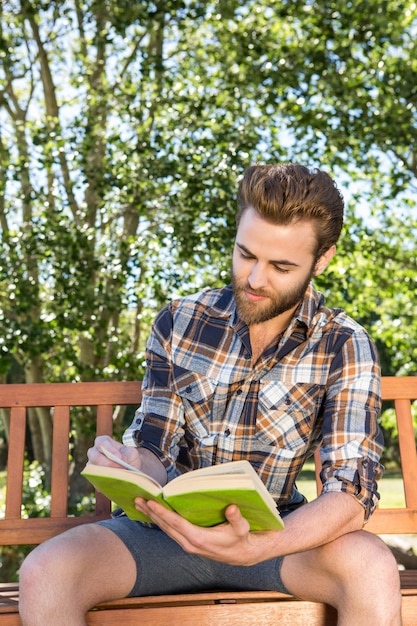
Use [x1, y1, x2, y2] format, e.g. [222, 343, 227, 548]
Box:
[81, 455, 284, 531]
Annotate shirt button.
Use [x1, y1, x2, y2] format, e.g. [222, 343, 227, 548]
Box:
[236, 388, 242, 395]
[185, 386, 192, 393]
[285, 398, 291, 406]
[225, 429, 231, 436]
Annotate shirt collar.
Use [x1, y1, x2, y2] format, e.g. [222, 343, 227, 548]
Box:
[293, 283, 325, 330]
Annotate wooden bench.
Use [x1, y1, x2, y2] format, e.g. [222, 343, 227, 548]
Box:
[1, 377, 416, 625]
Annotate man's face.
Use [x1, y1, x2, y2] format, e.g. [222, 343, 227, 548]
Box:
[231, 208, 323, 326]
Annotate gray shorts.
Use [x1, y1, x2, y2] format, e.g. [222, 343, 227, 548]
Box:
[97, 516, 292, 598]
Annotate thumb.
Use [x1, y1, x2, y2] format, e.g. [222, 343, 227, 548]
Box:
[224, 504, 250, 533]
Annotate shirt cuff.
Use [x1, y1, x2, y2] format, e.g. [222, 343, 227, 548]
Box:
[321, 457, 382, 522]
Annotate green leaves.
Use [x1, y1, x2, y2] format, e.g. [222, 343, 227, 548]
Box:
[0, 0, 415, 390]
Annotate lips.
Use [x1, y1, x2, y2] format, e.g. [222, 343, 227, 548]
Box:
[244, 290, 269, 302]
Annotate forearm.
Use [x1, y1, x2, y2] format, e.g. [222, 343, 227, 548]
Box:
[255, 491, 365, 562]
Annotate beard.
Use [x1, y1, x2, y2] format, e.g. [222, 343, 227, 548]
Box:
[231, 267, 313, 326]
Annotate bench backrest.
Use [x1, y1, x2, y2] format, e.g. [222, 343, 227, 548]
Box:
[366, 376, 417, 534]
[1, 382, 142, 545]
[1, 377, 416, 546]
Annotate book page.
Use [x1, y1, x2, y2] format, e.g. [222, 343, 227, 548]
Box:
[172, 460, 256, 483]
[170, 461, 279, 512]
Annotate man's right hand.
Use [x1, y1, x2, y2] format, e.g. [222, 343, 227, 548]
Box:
[87, 435, 142, 469]
[87, 435, 168, 486]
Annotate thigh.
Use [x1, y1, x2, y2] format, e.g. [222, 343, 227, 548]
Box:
[19, 521, 138, 612]
[98, 517, 292, 597]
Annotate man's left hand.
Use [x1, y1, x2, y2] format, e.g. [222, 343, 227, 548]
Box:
[134, 497, 270, 566]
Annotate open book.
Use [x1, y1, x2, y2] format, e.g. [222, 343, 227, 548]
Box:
[81, 448, 284, 531]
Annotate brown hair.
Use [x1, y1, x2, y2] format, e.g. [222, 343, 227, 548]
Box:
[236, 163, 344, 258]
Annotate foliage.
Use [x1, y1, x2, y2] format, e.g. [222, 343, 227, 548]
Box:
[0, 0, 416, 477]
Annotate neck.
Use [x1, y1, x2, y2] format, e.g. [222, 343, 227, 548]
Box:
[249, 303, 298, 337]
[248, 306, 297, 364]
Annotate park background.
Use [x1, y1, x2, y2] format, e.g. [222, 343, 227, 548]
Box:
[0, 0, 416, 579]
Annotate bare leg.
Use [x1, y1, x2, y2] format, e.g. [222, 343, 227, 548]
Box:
[19, 524, 137, 626]
[281, 530, 402, 626]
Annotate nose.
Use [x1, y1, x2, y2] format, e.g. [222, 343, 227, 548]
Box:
[248, 263, 267, 290]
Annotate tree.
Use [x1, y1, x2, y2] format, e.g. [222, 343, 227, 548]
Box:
[0, 0, 416, 489]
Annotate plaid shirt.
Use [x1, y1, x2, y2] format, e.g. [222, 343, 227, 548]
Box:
[124, 283, 383, 521]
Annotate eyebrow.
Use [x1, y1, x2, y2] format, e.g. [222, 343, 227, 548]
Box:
[236, 242, 301, 268]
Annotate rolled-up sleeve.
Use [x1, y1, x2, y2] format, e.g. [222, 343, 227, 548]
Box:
[319, 328, 384, 521]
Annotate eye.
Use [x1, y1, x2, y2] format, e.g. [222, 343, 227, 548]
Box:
[239, 250, 254, 260]
[273, 266, 290, 274]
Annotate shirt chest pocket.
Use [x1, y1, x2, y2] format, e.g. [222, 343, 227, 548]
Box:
[172, 369, 216, 440]
[256, 380, 324, 451]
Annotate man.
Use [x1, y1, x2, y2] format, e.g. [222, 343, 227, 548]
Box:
[19, 164, 402, 625]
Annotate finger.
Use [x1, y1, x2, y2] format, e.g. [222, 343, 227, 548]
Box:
[136, 499, 188, 530]
[119, 444, 143, 467]
[87, 436, 122, 465]
[223, 504, 251, 536]
[136, 499, 200, 548]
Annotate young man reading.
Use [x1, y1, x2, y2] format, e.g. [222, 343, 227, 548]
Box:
[19, 164, 402, 625]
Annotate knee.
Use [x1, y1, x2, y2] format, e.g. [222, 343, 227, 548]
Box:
[19, 542, 60, 598]
[368, 535, 401, 608]
[18, 544, 53, 622]
[344, 532, 400, 588]
[333, 532, 401, 613]
[20, 545, 46, 592]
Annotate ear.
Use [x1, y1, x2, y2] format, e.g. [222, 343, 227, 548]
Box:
[313, 245, 336, 276]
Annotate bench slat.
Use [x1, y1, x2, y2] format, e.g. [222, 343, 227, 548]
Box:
[95, 405, 115, 516]
[395, 398, 417, 507]
[0, 516, 110, 546]
[86, 601, 339, 626]
[381, 376, 417, 399]
[2, 580, 417, 625]
[0, 382, 142, 407]
[50, 406, 71, 518]
[365, 507, 417, 534]
[5, 408, 26, 519]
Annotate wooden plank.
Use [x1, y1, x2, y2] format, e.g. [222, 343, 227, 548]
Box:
[0, 515, 110, 546]
[313, 447, 321, 495]
[400, 571, 417, 590]
[95, 405, 114, 516]
[402, 596, 417, 626]
[0, 584, 19, 612]
[5, 407, 26, 519]
[0, 604, 413, 626]
[0, 613, 22, 626]
[365, 508, 417, 534]
[96, 405, 114, 437]
[0, 382, 142, 408]
[86, 601, 338, 626]
[97, 590, 293, 608]
[381, 376, 417, 400]
[50, 406, 71, 518]
[2, 581, 417, 626]
[395, 398, 417, 507]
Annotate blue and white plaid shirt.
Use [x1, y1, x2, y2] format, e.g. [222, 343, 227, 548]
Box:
[123, 283, 383, 521]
